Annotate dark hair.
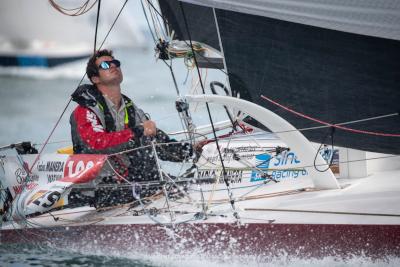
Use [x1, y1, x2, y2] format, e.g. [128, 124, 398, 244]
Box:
[86, 49, 114, 83]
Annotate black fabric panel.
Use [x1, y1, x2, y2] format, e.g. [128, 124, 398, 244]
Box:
[158, 0, 220, 50]
[216, 9, 400, 155]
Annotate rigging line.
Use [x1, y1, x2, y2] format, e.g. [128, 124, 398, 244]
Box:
[144, 1, 159, 37]
[268, 115, 397, 135]
[189, 181, 275, 194]
[234, 180, 275, 202]
[33, 140, 71, 146]
[145, 3, 193, 140]
[150, 140, 175, 223]
[162, 60, 181, 96]
[144, 0, 230, 78]
[151, 0, 168, 40]
[192, 139, 278, 171]
[147, 0, 163, 39]
[201, 188, 308, 206]
[318, 154, 399, 170]
[93, 0, 101, 53]
[179, 3, 239, 219]
[205, 168, 220, 211]
[26, 1, 129, 168]
[160, 170, 195, 203]
[144, 0, 170, 36]
[105, 157, 192, 226]
[26, 59, 89, 173]
[261, 95, 400, 137]
[97, 0, 129, 50]
[207, 128, 279, 179]
[221, 121, 264, 148]
[107, 139, 192, 157]
[27, 99, 73, 175]
[140, 0, 157, 43]
[154, 36, 198, 142]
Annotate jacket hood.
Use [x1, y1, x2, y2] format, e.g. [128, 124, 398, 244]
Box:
[71, 84, 98, 107]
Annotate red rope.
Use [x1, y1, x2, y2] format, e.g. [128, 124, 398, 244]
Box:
[260, 95, 400, 137]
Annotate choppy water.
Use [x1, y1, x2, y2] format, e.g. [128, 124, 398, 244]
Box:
[0, 244, 155, 267]
[1, 243, 400, 267]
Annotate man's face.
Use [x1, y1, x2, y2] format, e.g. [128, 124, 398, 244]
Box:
[94, 55, 123, 85]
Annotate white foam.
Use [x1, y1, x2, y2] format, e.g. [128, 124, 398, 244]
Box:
[61, 242, 400, 267]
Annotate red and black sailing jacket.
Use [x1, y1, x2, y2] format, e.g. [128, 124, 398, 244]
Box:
[70, 84, 147, 154]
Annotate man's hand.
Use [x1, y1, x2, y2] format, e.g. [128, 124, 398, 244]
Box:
[143, 120, 157, 137]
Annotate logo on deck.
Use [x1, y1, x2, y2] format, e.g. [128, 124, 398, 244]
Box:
[250, 151, 308, 182]
[250, 153, 271, 182]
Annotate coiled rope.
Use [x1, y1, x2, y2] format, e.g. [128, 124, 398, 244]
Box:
[48, 0, 98, 16]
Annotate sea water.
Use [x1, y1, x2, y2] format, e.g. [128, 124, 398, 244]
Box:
[1, 48, 398, 266]
[1, 243, 399, 267]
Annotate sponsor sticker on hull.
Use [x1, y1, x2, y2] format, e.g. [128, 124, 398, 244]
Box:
[251, 151, 308, 182]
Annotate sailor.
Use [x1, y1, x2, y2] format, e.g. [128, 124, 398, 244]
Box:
[70, 49, 193, 207]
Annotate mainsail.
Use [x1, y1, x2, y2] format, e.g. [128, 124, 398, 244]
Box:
[158, 0, 400, 155]
[158, 0, 220, 50]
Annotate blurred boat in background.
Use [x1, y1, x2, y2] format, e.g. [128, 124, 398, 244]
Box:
[0, 0, 147, 68]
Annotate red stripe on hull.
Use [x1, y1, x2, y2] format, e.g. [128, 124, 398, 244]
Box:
[1, 223, 399, 259]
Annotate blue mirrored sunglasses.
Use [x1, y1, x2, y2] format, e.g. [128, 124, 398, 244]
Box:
[98, 59, 121, 70]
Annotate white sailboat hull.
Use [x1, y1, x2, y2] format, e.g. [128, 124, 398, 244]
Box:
[1, 96, 399, 259]
[2, 166, 400, 258]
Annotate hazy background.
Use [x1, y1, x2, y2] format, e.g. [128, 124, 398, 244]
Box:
[0, 0, 227, 152]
